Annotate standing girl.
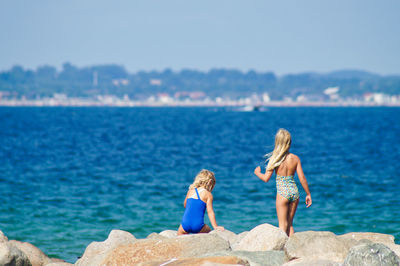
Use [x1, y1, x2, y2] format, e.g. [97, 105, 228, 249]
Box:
[254, 129, 312, 236]
[178, 169, 224, 235]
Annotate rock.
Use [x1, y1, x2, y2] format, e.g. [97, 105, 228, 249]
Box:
[75, 229, 136, 266]
[146, 232, 167, 240]
[231, 231, 249, 250]
[233, 223, 288, 252]
[45, 262, 73, 266]
[46, 258, 73, 265]
[9, 240, 51, 266]
[159, 230, 178, 238]
[101, 233, 230, 265]
[387, 243, 400, 257]
[343, 242, 400, 266]
[283, 258, 340, 266]
[0, 241, 32, 266]
[284, 231, 354, 262]
[0, 231, 8, 243]
[141, 256, 248, 266]
[204, 250, 286, 266]
[210, 229, 238, 246]
[339, 232, 395, 246]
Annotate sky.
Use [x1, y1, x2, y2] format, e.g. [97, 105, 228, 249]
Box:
[1, 0, 399, 75]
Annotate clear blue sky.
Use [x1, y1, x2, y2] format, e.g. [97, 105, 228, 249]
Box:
[1, 0, 399, 75]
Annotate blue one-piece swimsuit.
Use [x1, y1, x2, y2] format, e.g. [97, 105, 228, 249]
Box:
[181, 188, 206, 233]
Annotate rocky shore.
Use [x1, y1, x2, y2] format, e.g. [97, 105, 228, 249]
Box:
[1, 224, 399, 266]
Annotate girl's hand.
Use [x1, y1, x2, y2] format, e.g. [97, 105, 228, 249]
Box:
[254, 166, 261, 175]
[215, 226, 225, 231]
[305, 195, 312, 208]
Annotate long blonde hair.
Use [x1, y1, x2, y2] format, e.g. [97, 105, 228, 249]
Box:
[189, 169, 216, 192]
[266, 129, 292, 171]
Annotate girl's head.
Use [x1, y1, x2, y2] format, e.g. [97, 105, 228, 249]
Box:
[266, 128, 292, 171]
[189, 169, 216, 192]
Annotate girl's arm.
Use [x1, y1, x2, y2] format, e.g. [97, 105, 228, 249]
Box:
[254, 166, 274, 182]
[206, 193, 224, 231]
[296, 158, 312, 207]
[183, 189, 190, 208]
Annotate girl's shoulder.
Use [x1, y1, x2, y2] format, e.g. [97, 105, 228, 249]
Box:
[287, 153, 299, 160]
[287, 153, 300, 164]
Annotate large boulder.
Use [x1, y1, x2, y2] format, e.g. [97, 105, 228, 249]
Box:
[205, 250, 287, 266]
[284, 231, 354, 262]
[9, 240, 51, 266]
[339, 232, 395, 246]
[146, 232, 167, 240]
[159, 230, 178, 238]
[343, 242, 400, 266]
[210, 229, 238, 247]
[75, 229, 136, 266]
[101, 233, 230, 265]
[233, 224, 288, 252]
[0, 241, 32, 266]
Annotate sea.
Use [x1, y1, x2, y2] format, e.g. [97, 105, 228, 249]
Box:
[0, 107, 399, 262]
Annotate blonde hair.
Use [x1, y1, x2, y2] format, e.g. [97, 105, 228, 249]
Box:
[266, 129, 292, 171]
[189, 169, 216, 192]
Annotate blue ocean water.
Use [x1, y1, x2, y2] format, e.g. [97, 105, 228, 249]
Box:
[0, 107, 399, 262]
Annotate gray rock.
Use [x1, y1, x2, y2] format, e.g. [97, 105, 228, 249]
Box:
[343, 242, 400, 266]
[204, 250, 287, 266]
[210, 229, 238, 247]
[284, 231, 354, 262]
[0, 242, 32, 266]
[0, 231, 8, 243]
[9, 240, 52, 266]
[339, 232, 395, 246]
[75, 229, 136, 266]
[231, 231, 249, 250]
[233, 224, 288, 252]
[387, 243, 400, 257]
[159, 230, 178, 238]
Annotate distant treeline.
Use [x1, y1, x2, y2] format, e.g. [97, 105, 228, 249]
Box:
[1, 63, 399, 100]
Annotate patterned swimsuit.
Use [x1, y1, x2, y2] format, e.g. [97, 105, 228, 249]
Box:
[276, 175, 300, 202]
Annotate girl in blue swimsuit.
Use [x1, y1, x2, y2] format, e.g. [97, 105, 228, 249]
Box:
[178, 169, 225, 235]
[254, 129, 312, 236]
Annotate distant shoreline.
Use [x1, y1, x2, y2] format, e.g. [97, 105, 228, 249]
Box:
[1, 100, 400, 107]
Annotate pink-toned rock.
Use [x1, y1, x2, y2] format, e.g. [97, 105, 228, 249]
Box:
[159, 230, 178, 238]
[9, 240, 51, 266]
[46, 262, 73, 266]
[232, 223, 288, 251]
[283, 258, 340, 266]
[146, 232, 167, 240]
[47, 257, 73, 265]
[284, 231, 355, 262]
[101, 233, 230, 265]
[339, 232, 395, 246]
[141, 256, 247, 266]
[75, 229, 136, 266]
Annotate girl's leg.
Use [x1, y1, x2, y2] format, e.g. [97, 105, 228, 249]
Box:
[276, 193, 289, 234]
[287, 199, 299, 236]
[177, 224, 188, 235]
[199, 224, 211, 233]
